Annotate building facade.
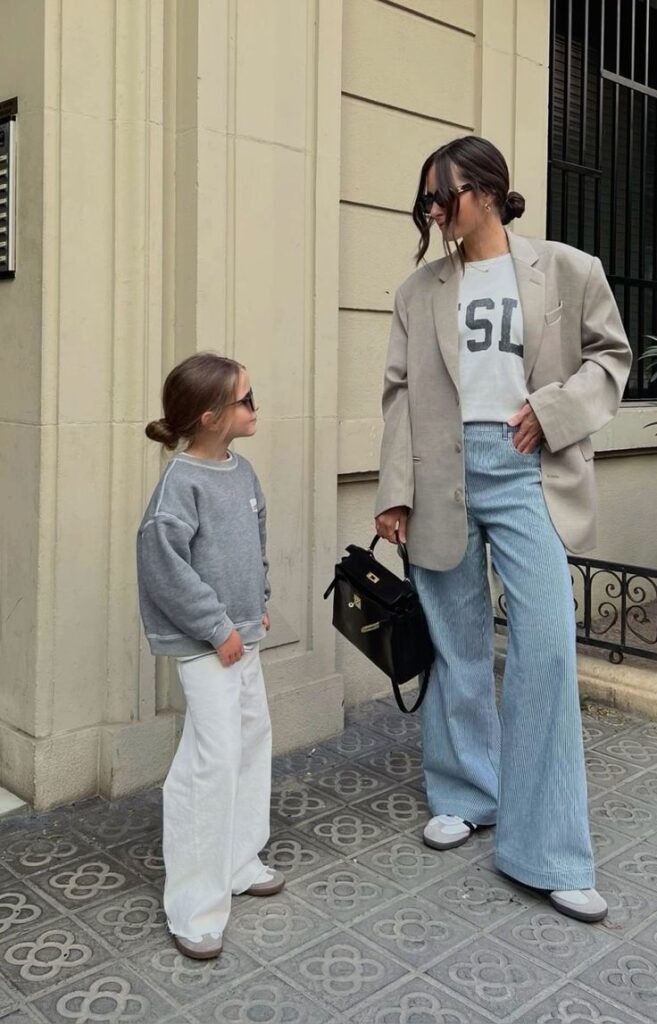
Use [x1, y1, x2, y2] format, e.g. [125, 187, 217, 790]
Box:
[0, 0, 654, 810]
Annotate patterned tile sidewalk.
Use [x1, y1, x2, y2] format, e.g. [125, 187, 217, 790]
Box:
[1, 697, 657, 1023]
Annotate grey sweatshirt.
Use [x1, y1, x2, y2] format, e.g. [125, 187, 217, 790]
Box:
[137, 450, 270, 656]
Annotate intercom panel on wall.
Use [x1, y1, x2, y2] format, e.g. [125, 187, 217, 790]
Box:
[0, 97, 17, 279]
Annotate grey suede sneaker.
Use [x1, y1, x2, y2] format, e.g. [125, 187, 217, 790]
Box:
[173, 933, 223, 959]
[244, 868, 286, 896]
[549, 888, 608, 922]
[423, 814, 477, 851]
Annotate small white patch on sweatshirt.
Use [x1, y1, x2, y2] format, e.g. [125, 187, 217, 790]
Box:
[250, 497, 258, 511]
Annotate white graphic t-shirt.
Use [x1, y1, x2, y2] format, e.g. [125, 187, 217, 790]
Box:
[457, 252, 527, 423]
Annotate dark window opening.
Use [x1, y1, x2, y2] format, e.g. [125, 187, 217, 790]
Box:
[548, 0, 657, 400]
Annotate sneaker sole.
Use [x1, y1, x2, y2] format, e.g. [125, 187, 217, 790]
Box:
[548, 897, 608, 923]
[423, 831, 473, 851]
[246, 880, 286, 897]
[173, 937, 223, 959]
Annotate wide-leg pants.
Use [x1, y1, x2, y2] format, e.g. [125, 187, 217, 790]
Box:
[162, 644, 272, 940]
[411, 422, 594, 890]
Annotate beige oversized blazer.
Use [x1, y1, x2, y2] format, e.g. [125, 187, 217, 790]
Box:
[375, 232, 632, 572]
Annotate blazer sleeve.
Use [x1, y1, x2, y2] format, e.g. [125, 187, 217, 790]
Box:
[528, 256, 632, 453]
[374, 287, 415, 517]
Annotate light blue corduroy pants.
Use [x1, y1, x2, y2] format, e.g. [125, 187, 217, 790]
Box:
[411, 422, 594, 890]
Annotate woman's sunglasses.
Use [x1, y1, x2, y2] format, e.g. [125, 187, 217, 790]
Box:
[227, 387, 257, 412]
[419, 182, 473, 214]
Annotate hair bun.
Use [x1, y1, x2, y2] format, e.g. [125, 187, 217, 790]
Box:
[145, 417, 179, 450]
[502, 190, 525, 224]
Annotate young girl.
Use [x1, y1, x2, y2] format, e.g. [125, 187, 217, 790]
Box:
[137, 352, 284, 960]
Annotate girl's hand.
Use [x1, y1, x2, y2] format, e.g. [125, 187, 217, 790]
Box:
[507, 403, 544, 453]
[375, 506, 409, 544]
[217, 629, 243, 667]
[262, 610, 271, 631]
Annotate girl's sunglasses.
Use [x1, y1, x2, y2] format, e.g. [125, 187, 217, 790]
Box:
[419, 182, 473, 214]
[227, 387, 257, 412]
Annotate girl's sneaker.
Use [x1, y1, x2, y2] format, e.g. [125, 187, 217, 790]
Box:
[245, 867, 286, 896]
[173, 933, 223, 959]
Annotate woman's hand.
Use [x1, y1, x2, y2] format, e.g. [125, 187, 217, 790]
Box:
[216, 629, 243, 667]
[507, 403, 544, 453]
[262, 610, 271, 631]
[375, 506, 410, 544]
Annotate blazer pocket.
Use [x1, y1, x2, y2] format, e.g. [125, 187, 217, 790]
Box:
[544, 302, 563, 326]
[578, 437, 594, 461]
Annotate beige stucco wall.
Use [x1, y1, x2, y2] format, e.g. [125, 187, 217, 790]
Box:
[0, 0, 653, 809]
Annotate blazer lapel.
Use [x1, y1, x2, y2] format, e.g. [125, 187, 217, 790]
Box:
[508, 233, 546, 385]
[432, 257, 461, 394]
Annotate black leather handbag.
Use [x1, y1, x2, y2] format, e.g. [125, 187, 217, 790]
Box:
[323, 536, 434, 713]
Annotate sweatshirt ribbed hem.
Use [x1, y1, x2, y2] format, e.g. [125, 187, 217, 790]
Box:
[146, 618, 267, 656]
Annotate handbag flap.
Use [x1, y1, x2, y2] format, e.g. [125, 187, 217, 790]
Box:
[338, 544, 415, 608]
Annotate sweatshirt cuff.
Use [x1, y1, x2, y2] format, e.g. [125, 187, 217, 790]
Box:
[208, 616, 235, 648]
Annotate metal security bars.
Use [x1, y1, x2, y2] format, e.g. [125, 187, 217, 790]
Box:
[495, 555, 657, 664]
[547, 0, 657, 399]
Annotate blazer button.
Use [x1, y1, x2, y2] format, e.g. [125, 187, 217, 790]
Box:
[454, 488, 463, 503]
[455, 442, 462, 453]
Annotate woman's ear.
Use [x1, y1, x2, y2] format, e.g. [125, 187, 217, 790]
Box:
[199, 409, 218, 430]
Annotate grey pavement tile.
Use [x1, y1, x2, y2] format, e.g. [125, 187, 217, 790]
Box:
[580, 704, 642, 733]
[307, 764, 394, 804]
[355, 834, 464, 892]
[31, 962, 177, 1024]
[588, 792, 657, 840]
[631, 913, 657, 959]
[289, 861, 404, 925]
[585, 751, 645, 789]
[591, 821, 640, 865]
[0, 808, 75, 843]
[343, 974, 491, 1024]
[350, 894, 476, 969]
[582, 718, 616, 749]
[28, 852, 143, 911]
[343, 698, 391, 727]
[602, 840, 657, 894]
[574, 942, 657, 1021]
[450, 825, 498, 864]
[617, 769, 657, 808]
[351, 787, 429, 833]
[418, 864, 537, 929]
[229, 890, 334, 961]
[272, 743, 347, 779]
[595, 869, 657, 937]
[489, 906, 619, 974]
[0, 980, 21, 1018]
[624, 720, 657, 746]
[426, 935, 560, 1023]
[0, 830, 99, 878]
[269, 780, 344, 827]
[0, 1006, 43, 1023]
[260, 828, 339, 883]
[108, 832, 165, 886]
[73, 799, 162, 848]
[519, 980, 649, 1024]
[592, 734, 657, 769]
[0, 880, 62, 940]
[75, 885, 168, 956]
[366, 710, 423, 747]
[275, 931, 408, 1015]
[294, 807, 397, 859]
[319, 725, 392, 760]
[0, 915, 113, 998]
[130, 938, 262, 1009]
[355, 746, 424, 785]
[189, 973, 335, 1024]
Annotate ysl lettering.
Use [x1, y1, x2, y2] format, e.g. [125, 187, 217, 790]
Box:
[464, 298, 524, 358]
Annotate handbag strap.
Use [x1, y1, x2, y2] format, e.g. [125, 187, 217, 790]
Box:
[369, 535, 410, 580]
[391, 664, 431, 714]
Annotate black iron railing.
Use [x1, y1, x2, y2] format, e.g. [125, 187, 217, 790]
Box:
[495, 556, 657, 664]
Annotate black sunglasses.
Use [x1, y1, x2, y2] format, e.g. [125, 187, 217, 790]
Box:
[419, 182, 473, 214]
[227, 387, 257, 412]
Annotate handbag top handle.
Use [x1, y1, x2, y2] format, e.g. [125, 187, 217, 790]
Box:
[368, 535, 410, 581]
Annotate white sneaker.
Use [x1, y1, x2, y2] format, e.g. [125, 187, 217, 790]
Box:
[549, 888, 608, 923]
[423, 814, 477, 851]
[173, 932, 222, 959]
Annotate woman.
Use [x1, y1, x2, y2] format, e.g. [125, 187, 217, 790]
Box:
[375, 136, 631, 922]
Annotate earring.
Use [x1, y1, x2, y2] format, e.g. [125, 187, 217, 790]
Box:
[484, 202, 491, 211]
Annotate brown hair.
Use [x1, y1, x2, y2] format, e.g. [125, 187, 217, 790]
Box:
[145, 352, 244, 450]
[412, 135, 525, 266]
